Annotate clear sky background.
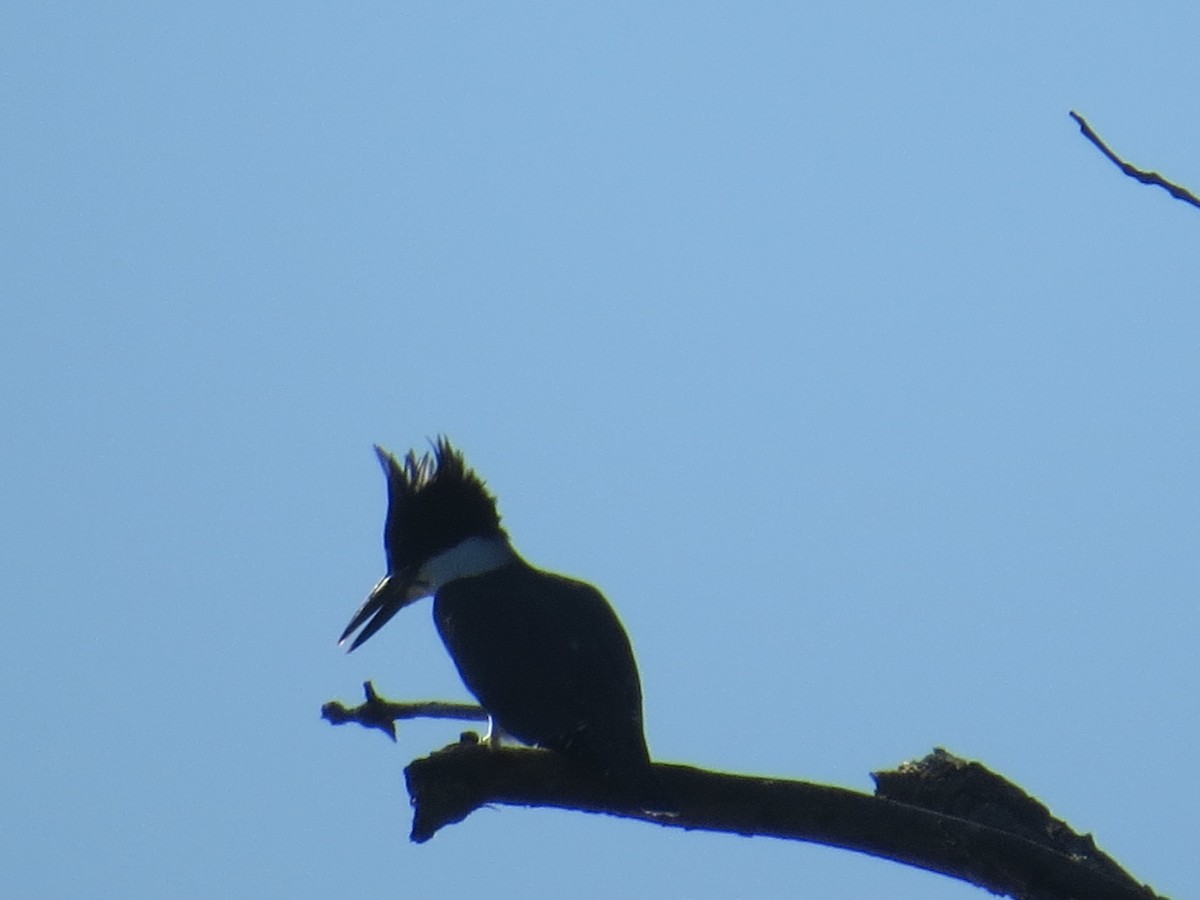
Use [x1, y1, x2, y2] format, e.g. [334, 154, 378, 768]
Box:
[3, 4, 1197, 898]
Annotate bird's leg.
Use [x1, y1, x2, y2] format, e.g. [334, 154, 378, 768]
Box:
[482, 716, 504, 749]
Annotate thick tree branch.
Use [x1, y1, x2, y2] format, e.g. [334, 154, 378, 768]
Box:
[323, 687, 1168, 900]
[404, 743, 1162, 900]
[1070, 110, 1200, 210]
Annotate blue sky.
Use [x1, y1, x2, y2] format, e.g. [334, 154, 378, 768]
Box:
[3, 4, 1197, 898]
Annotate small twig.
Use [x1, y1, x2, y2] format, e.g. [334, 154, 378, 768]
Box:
[321, 681, 487, 741]
[1070, 110, 1200, 211]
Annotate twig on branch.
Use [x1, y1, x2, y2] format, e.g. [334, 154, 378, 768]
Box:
[321, 688, 1168, 900]
[1070, 110, 1200, 211]
[321, 680, 487, 741]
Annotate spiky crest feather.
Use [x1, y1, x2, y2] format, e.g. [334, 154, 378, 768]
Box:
[375, 437, 505, 576]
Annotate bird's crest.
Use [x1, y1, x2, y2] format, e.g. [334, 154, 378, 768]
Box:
[375, 437, 504, 573]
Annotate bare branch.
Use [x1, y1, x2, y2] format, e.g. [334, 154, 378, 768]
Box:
[404, 743, 1164, 900]
[321, 687, 1169, 900]
[1070, 110, 1200, 210]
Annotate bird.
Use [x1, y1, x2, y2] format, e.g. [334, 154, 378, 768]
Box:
[339, 437, 651, 782]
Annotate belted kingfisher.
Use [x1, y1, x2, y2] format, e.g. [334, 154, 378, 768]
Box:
[339, 438, 651, 781]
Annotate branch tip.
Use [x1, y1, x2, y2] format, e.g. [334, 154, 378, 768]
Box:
[1070, 110, 1200, 211]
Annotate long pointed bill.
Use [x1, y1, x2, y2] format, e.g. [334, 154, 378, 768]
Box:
[338, 573, 427, 652]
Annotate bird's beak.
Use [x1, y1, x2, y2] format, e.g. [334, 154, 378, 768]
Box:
[338, 572, 430, 652]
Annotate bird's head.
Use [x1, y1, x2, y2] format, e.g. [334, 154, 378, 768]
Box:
[338, 437, 509, 651]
